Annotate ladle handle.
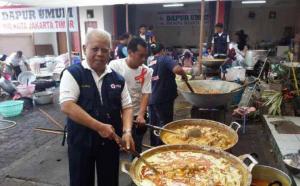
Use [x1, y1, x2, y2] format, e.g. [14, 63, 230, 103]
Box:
[230, 79, 259, 93]
[146, 124, 178, 135]
[184, 79, 195, 93]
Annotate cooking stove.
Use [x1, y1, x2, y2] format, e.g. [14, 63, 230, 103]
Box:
[190, 105, 227, 123]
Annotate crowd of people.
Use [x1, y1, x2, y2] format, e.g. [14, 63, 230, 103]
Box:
[0, 23, 251, 186]
[57, 23, 254, 185]
[59, 28, 187, 186]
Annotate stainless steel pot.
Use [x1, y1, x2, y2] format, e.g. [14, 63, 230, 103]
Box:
[33, 91, 53, 105]
[240, 155, 292, 186]
[245, 50, 268, 70]
[251, 165, 292, 186]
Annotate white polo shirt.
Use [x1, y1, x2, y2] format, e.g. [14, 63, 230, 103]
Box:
[109, 58, 152, 115]
[59, 60, 132, 109]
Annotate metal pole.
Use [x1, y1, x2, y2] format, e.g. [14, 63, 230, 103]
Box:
[215, 0, 220, 24]
[126, 4, 129, 33]
[65, 7, 72, 66]
[198, 0, 205, 74]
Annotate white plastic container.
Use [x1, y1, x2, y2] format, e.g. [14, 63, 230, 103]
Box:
[226, 67, 246, 82]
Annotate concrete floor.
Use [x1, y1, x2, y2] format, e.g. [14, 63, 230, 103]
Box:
[0, 93, 278, 186]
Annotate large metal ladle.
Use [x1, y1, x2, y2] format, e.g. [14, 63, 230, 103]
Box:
[146, 124, 202, 138]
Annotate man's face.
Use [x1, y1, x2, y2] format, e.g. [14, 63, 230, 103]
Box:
[16, 52, 22, 58]
[233, 34, 239, 42]
[128, 45, 147, 67]
[215, 27, 223, 33]
[83, 36, 110, 73]
[139, 27, 146, 35]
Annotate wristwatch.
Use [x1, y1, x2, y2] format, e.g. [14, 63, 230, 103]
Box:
[123, 129, 132, 135]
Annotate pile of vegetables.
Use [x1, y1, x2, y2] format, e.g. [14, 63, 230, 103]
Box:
[262, 89, 295, 116]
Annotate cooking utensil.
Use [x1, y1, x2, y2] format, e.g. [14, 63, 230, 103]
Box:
[146, 124, 180, 135]
[17, 71, 36, 85]
[128, 149, 160, 175]
[154, 119, 241, 150]
[113, 133, 160, 175]
[183, 79, 194, 93]
[146, 123, 202, 138]
[39, 108, 64, 129]
[250, 165, 291, 186]
[121, 145, 255, 186]
[245, 50, 268, 70]
[33, 91, 53, 105]
[34, 127, 64, 135]
[239, 153, 292, 186]
[240, 154, 292, 186]
[230, 79, 259, 93]
[283, 150, 300, 175]
[177, 80, 242, 108]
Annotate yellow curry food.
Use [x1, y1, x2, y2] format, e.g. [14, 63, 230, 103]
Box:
[140, 151, 243, 186]
[193, 87, 223, 94]
[161, 125, 234, 149]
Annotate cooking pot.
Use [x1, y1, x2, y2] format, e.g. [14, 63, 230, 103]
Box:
[240, 155, 292, 186]
[121, 145, 256, 186]
[152, 119, 240, 150]
[245, 50, 268, 70]
[33, 91, 53, 105]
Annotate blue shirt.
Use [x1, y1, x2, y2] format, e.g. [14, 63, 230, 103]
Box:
[115, 44, 128, 59]
[148, 55, 177, 105]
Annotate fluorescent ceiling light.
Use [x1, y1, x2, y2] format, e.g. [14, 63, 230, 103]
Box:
[163, 3, 184, 7]
[242, 0, 266, 4]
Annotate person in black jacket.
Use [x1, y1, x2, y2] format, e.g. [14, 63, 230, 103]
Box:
[212, 23, 230, 58]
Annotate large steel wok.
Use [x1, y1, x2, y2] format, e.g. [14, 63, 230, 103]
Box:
[201, 58, 225, 69]
[177, 80, 242, 108]
[153, 119, 241, 150]
[121, 144, 256, 186]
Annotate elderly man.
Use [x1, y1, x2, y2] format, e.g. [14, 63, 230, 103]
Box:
[60, 29, 135, 186]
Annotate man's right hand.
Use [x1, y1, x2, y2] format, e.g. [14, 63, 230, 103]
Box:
[181, 74, 188, 81]
[97, 123, 116, 140]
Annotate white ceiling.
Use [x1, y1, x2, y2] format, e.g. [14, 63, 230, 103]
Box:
[2, 0, 237, 7]
[1, 0, 299, 7]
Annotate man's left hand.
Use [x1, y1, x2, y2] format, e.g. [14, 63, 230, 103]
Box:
[122, 133, 135, 152]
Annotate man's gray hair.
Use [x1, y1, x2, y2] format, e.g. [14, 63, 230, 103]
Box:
[85, 29, 112, 48]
